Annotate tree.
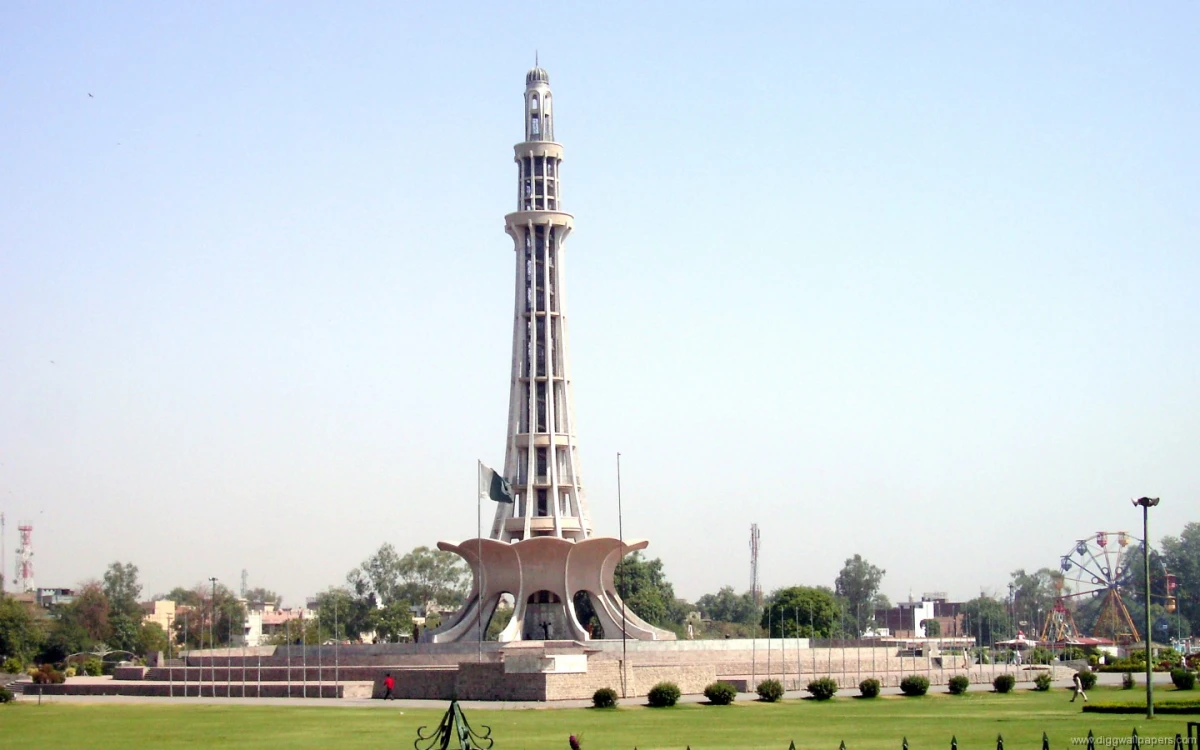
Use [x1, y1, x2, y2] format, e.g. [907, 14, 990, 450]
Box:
[921, 619, 942, 637]
[397, 546, 470, 610]
[348, 543, 469, 611]
[67, 582, 111, 644]
[834, 554, 886, 635]
[696, 586, 758, 625]
[1009, 568, 1062, 632]
[760, 586, 839, 638]
[371, 600, 415, 643]
[102, 562, 142, 617]
[350, 543, 405, 605]
[244, 587, 282, 607]
[170, 582, 246, 648]
[960, 595, 1012, 646]
[0, 595, 45, 664]
[137, 622, 168, 655]
[162, 587, 202, 608]
[313, 588, 374, 642]
[614, 552, 689, 631]
[1162, 523, 1200, 636]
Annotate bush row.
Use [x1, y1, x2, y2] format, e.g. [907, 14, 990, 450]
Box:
[590, 668, 1110, 708]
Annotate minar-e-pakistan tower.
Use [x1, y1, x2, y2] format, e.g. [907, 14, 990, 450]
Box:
[425, 66, 673, 643]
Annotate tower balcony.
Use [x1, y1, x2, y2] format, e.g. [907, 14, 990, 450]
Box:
[513, 433, 574, 448]
[504, 516, 583, 535]
[504, 210, 574, 231]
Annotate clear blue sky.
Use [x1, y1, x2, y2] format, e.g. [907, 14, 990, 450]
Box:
[2, 2, 1197, 608]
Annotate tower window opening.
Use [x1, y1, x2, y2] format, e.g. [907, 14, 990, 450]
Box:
[537, 489, 548, 517]
[517, 448, 529, 484]
[536, 447, 548, 478]
[536, 382, 547, 431]
[531, 94, 539, 110]
[534, 159, 544, 176]
[531, 116, 540, 136]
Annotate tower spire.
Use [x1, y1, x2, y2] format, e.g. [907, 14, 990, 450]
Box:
[493, 65, 584, 542]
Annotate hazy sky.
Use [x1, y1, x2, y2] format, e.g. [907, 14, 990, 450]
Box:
[2, 2, 1197, 610]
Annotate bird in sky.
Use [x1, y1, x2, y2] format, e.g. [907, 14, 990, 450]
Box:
[88, 93, 93, 98]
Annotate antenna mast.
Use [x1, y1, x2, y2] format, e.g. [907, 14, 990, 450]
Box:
[750, 523, 762, 606]
[16, 522, 34, 593]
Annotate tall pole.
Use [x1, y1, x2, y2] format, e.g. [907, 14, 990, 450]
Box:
[477, 461, 483, 663]
[617, 451, 627, 698]
[208, 577, 218, 698]
[1134, 497, 1160, 720]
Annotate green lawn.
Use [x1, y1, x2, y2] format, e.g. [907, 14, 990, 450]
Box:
[1, 687, 1196, 749]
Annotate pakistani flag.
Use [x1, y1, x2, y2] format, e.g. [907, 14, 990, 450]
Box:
[478, 461, 514, 504]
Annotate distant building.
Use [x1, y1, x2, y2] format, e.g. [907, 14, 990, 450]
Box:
[874, 593, 964, 639]
[37, 587, 76, 608]
[140, 599, 176, 632]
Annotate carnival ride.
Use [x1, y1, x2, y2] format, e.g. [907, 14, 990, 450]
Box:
[1045, 531, 1141, 644]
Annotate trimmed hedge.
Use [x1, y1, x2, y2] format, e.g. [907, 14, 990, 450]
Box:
[900, 675, 930, 697]
[1082, 700, 1200, 715]
[704, 681, 737, 705]
[756, 679, 784, 703]
[1171, 669, 1196, 690]
[993, 674, 1016, 693]
[1076, 670, 1097, 690]
[647, 681, 681, 708]
[1121, 672, 1136, 690]
[592, 687, 618, 709]
[807, 677, 838, 701]
[948, 675, 970, 695]
[859, 678, 881, 699]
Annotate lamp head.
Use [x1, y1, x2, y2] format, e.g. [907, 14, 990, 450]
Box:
[1132, 497, 1161, 508]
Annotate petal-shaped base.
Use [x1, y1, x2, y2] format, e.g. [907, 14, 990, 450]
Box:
[422, 537, 676, 643]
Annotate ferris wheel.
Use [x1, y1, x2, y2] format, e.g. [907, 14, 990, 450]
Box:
[1056, 531, 1141, 644]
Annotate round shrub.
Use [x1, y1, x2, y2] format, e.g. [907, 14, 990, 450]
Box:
[993, 674, 1015, 694]
[859, 678, 881, 699]
[1121, 672, 1135, 690]
[900, 675, 930, 697]
[704, 681, 737, 705]
[1170, 668, 1196, 690]
[31, 665, 65, 685]
[1034, 673, 1052, 691]
[82, 658, 103, 677]
[948, 675, 970, 695]
[756, 679, 784, 703]
[646, 681, 681, 708]
[2, 657, 23, 674]
[0, 686, 14, 704]
[806, 677, 838, 701]
[592, 687, 618, 708]
[1076, 670, 1097, 691]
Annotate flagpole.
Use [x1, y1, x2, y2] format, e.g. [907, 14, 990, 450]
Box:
[617, 451, 627, 699]
[477, 460, 483, 663]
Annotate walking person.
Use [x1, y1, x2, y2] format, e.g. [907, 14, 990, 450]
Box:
[1070, 671, 1088, 703]
[383, 672, 395, 700]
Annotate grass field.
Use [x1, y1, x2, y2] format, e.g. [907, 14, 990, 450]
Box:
[2, 687, 1196, 749]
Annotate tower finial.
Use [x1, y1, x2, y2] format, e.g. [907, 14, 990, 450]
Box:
[535, 50, 539, 67]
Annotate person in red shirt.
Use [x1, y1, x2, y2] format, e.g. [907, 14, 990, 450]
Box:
[383, 673, 395, 700]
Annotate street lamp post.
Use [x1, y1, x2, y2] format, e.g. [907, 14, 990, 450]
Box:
[1133, 497, 1159, 720]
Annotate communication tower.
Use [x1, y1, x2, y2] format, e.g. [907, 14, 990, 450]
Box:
[15, 522, 34, 593]
[750, 523, 762, 606]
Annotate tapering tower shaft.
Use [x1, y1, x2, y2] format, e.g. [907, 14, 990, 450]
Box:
[492, 66, 591, 543]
